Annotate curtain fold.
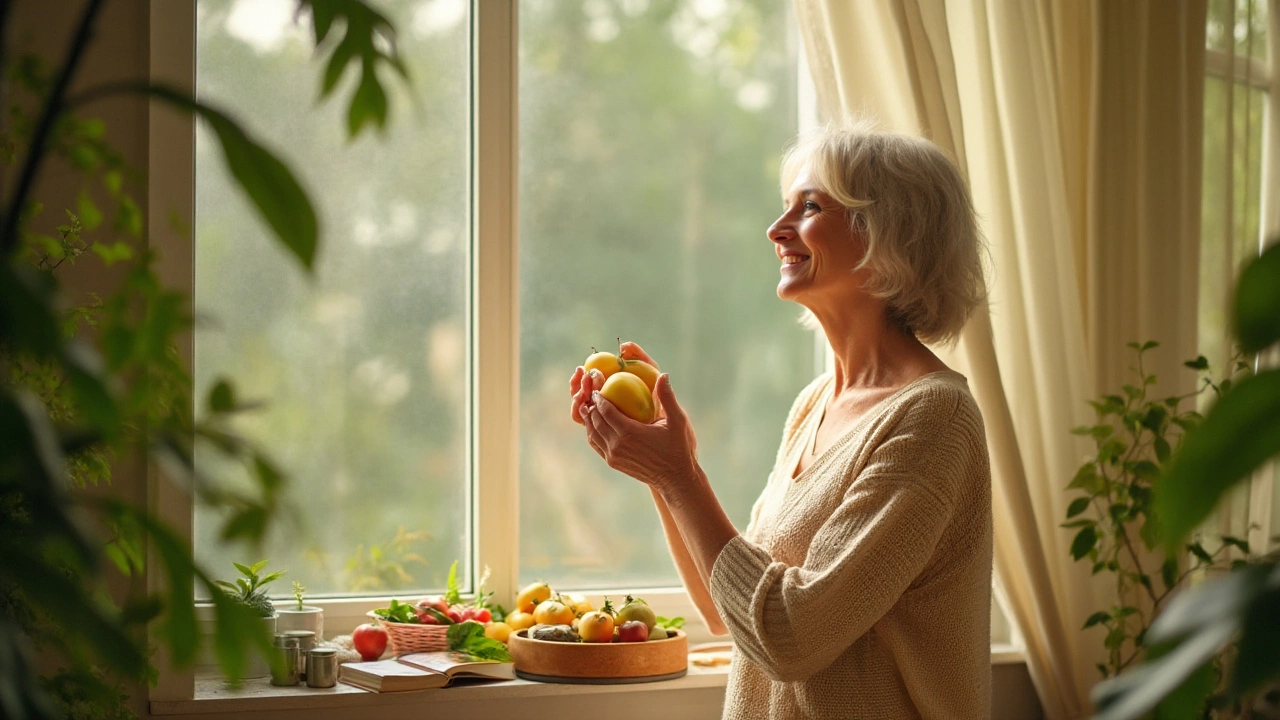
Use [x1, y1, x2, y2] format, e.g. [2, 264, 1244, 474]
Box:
[794, 1, 1208, 717]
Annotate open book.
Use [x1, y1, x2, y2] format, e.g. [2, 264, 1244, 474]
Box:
[339, 651, 515, 693]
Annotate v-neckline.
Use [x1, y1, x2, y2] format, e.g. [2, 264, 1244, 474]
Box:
[787, 370, 962, 482]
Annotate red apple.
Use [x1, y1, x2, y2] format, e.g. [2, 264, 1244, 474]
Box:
[617, 620, 649, 643]
[352, 623, 388, 661]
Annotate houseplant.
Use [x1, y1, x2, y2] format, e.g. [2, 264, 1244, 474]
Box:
[1093, 239, 1280, 719]
[212, 560, 285, 679]
[1064, 341, 1251, 685]
[276, 580, 324, 641]
[0, 0, 408, 716]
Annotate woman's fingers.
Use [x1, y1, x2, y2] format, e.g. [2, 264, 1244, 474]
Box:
[618, 341, 657, 366]
[570, 366, 591, 425]
[654, 374, 686, 429]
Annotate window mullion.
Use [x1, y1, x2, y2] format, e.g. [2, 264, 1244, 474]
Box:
[471, 0, 521, 609]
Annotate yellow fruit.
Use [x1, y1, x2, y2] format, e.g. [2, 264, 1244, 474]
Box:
[516, 582, 552, 614]
[599, 372, 656, 423]
[622, 359, 660, 392]
[533, 599, 576, 626]
[583, 351, 625, 379]
[484, 621, 512, 644]
[578, 611, 615, 643]
[505, 611, 536, 631]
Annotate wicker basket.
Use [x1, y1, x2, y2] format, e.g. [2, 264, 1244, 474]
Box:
[367, 611, 450, 655]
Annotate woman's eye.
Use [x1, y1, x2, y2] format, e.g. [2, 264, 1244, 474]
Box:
[803, 201, 820, 212]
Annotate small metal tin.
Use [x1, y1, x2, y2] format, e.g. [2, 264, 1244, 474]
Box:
[306, 647, 338, 688]
[282, 630, 316, 678]
[270, 635, 301, 686]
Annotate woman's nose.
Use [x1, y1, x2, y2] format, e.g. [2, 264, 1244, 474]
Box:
[767, 215, 792, 244]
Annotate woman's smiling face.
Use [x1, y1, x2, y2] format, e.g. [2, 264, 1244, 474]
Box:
[767, 166, 868, 308]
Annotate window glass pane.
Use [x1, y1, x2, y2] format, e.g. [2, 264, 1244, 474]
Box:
[1206, 0, 1269, 62]
[193, 0, 471, 598]
[1197, 78, 1266, 373]
[517, 0, 814, 589]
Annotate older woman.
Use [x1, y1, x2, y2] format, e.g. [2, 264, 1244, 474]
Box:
[570, 123, 992, 720]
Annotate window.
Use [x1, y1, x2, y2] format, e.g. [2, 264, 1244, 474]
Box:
[192, 0, 811, 610]
[1198, 0, 1277, 546]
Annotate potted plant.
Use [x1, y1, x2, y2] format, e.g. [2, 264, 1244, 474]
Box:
[276, 581, 324, 641]
[213, 560, 285, 679]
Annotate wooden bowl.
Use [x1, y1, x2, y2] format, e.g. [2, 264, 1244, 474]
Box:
[508, 628, 688, 683]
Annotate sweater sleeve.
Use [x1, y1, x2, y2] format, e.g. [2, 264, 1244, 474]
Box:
[708, 390, 979, 682]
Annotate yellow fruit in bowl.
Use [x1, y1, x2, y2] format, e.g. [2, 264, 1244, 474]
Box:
[533, 599, 576, 626]
[599, 372, 656, 424]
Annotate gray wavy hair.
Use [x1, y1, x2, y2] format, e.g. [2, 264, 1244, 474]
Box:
[780, 120, 989, 346]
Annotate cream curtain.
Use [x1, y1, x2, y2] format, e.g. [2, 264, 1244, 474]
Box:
[794, 1, 1207, 718]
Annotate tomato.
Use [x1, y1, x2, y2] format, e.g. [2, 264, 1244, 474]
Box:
[515, 582, 553, 614]
[484, 621, 512, 644]
[583, 350, 625, 379]
[533, 599, 576, 626]
[599, 372, 656, 423]
[505, 611, 536, 631]
[446, 607, 465, 624]
[615, 595, 657, 630]
[622, 358, 660, 392]
[471, 607, 492, 623]
[352, 623, 388, 661]
[578, 610, 615, 643]
[616, 620, 649, 643]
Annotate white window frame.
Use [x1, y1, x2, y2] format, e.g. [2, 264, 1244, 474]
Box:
[1202, 0, 1279, 552]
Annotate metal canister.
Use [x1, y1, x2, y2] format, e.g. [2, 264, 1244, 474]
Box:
[282, 630, 316, 679]
[306, 647, 338, 688]
[269, 634, 301, 686]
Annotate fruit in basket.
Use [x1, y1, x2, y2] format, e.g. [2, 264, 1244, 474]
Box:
[529, 623, 579, 643]
[416, 595, 449, 614]
[505, 611, 536, 631]
[617, 620, 649, 643]
[615, 595, 657, 630]
[352, 623, 388, 661]
[516, 582, 553, 613]
[599, 372, 657, 423]
[578, 598, 616, 643]
[647, 625, 668, 641]
[533, 598, 576, 626]
[484, 621, 512, 644]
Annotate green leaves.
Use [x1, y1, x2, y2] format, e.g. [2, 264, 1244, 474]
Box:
[304, 0, 410, 137]
[145, 84, 318, 271]
[1156, 369, 1280, 548]
[1071, 526, 1098, 560]
[445, 559, 463, 607]
[446, 621, 512, 663]
[1233, 242, 1280, 353]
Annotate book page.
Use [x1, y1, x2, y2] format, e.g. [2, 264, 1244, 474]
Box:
[398, 651, 515, 680]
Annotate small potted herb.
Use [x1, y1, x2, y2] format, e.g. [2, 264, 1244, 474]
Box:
[276, 580, 324, 640]
[214, 560, 284, 679]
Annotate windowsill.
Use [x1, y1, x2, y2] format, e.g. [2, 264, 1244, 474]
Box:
[152, 662, 731, 715]
[152, 645, 1026, 716]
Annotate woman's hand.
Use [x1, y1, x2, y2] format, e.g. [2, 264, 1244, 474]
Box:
[582, 373, 699, 494]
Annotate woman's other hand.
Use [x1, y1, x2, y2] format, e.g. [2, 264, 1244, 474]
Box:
[583, 373, 699, 493]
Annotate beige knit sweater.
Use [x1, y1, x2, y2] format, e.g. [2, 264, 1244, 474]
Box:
[709, 370, 992, 719]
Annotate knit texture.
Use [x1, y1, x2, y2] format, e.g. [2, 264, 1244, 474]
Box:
[710, 370, 992, 719]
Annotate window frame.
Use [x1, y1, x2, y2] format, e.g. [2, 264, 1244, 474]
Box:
[1202, 0, 1278, 552]
[148, 0, 773, 700]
